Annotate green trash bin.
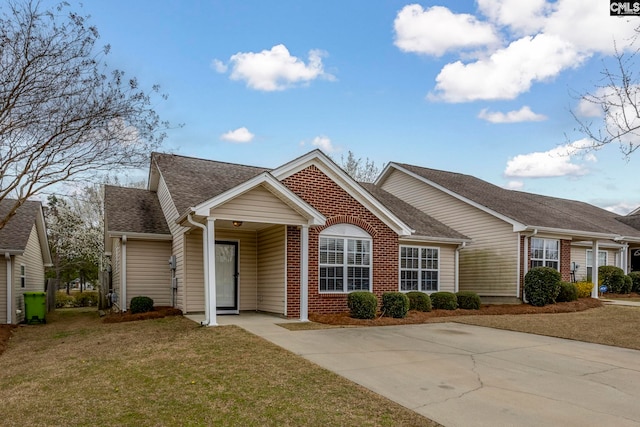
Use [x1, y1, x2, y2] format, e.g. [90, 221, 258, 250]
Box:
[23, 291, 47, 324]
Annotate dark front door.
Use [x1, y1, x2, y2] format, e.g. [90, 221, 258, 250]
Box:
[216, 241, 239, 313]
[632, 248, 640, 272]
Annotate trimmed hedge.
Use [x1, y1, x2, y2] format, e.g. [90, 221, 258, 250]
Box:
[557, 282, 578, 302]
[599, 266, 628, 294]
[524, 267, 561, 307]
[630, 272, 640, 293]
[575, 281, 593, 298]
[430, 292, 458, 310]
[406, 291, 431, 312]
[348, 291, 377, 319]
[381, 292, 409, 318]
[130, 296, 154, 314]
[456, 291, 481, 310]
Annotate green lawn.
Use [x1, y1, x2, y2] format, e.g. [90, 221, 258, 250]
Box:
[0, 308, 438, 427]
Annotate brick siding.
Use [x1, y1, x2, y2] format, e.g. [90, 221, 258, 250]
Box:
[283, 165, 399, 316]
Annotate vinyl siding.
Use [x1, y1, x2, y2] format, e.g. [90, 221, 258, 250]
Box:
[0, 257, 6, 323]
[13, 225, 45, 323]
[571, 246, 619, 282]
[210, 185, 306, 225]
[399, 241, 456, 293]
[157, 175, 186, 311]
[126, 240, 172, 307]
[184, 228, 258, 313]
[112, 239, 122, 309]
[257, 225, 286, 314]
[382, 170, 518, 296]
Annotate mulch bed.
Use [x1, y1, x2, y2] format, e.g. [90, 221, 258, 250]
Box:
[309, 298, 604, 327]
[102, 306, 183, 323]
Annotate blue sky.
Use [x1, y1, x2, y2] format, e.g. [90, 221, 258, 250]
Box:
[75, 0, 638, 213]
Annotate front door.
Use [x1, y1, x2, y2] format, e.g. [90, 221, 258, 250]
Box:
[632, 248, 640, 272]
[216, 241, 239, 313]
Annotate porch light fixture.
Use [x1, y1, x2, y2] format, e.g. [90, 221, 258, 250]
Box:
[232, 221, 243, 227]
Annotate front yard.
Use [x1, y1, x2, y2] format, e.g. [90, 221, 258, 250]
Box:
[0, 308, 437, 427]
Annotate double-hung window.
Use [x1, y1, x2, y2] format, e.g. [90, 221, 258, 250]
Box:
[319, 224, 371, 293]
[20, 265, 26, 288]
[531, 238, 559, 270]
[400, 246, 439, 292]
[586, 250, 607, 281]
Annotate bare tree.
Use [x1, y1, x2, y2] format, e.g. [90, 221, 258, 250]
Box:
[0, 0, 169, 230]
[339, 151, 381, 183]
[574, 32, 640, 158]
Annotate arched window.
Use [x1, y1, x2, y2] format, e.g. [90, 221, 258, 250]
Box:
[319, 224, 372, 293]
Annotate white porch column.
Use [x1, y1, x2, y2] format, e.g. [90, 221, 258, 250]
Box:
[591, 240, 599, 298]
[206, 217, 218, 326]
[121, 235, 127, 311]
[6, 253, 12, 324]
[300, 225, 309, 322]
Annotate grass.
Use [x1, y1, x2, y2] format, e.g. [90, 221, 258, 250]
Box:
[0, 308, 438, 427]
[451, 305, 640, 350]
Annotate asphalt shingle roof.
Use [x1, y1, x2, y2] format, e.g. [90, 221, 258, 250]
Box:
[0, 199, 42, 252]
[397, 163, 640, 238]
[360, 183, 469, 241]
[152, 152, 269, 215]
[104, 186, 170, 235]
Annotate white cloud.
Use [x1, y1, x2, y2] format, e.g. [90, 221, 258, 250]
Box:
[311, 136, 339, 153]
[504, 139, 597, 178]
[478, 106, 547, 123]
[397, 0, 638, 103]
[504, 180, 524, 190]
[430, 34, 584, 102]
[393, 4, 499, 57]
[220, 127, 255, 143]
[211, 59, 228, 73]
[214, 44, 334, 91]
[603, 202, 638, 215]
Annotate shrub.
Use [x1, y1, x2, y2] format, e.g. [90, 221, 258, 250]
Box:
[347, 291, 377, 319]
[599, 266, 627, 293]
[130, 296, 154, 314]
[406, 291, 431, 312]
[55, 292, 75, 308]
[623, 275, 633, 294]
[456, 291, 481, 310]
[74, 291, 99, 307]
[430, 292, 458, 310]
[556, 282, 578, 302]
[630, 272, 640, 293]
[381, 292, 409, 318]
[524, 267, 561, 307]
[575, 281, 593, 298]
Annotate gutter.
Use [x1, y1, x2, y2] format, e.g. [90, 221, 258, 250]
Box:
[5, 253, 12, 324]
[186, 214, 211, 326]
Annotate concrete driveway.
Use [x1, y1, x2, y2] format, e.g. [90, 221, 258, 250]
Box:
[227, 316, 640, 427]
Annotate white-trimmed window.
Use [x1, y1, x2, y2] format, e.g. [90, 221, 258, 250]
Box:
[319, 224, 371, 293]
[531, 238, 559, 270]
[20, 264, 26, 288]
[400, 246, 439, 292]
[586, 250, 607, 281]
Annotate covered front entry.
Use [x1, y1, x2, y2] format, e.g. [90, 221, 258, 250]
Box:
[216, 241, 238, 313]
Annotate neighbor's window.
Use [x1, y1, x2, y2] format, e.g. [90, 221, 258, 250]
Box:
[319, 224, 371, 293]
[400, 246, 439, 292]
[20, 264, 26, 288]
[531, 238, 559, 270]
[586, 250, 607, 281]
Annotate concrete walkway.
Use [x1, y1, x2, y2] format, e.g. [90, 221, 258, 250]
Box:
[222, 313, 640, 427]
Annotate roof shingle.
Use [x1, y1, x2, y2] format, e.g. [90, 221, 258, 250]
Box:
[0, 199, 42, 252]
[104, 186, 170, 235]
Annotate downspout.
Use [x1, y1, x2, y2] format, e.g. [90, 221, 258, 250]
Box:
[186, 214, 210, 326]
[5, 253, 11, 324]
[522, 229, 538, 303]
[454, 242, 466, 293]
[121, 235, 127, 312]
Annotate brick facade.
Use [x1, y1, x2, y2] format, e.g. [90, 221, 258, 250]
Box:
[283, 165, 399, 316]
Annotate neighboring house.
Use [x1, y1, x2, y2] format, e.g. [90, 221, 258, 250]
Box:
[0, 200, 53, 324]
[617, 211, 640, 272]
[376, 163, 640, 302]
[104, 150, 469, 325]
